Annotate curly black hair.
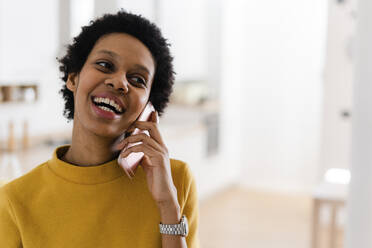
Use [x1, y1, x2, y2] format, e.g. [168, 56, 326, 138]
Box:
[58, 10, 175, 120]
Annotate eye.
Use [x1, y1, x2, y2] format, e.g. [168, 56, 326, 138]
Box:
[95, 61, 113, 71]
[129, 75, 147, 86]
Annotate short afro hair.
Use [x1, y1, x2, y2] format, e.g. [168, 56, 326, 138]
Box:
[58, 10, 175, 120]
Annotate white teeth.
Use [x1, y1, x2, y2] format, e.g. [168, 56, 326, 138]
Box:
[98, 105, 114, 113]
[93, 97, 123, 113]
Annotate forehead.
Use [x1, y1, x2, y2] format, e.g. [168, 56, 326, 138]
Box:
[89, 33, 155, 72]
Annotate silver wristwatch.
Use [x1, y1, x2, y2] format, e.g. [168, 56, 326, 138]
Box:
[159, 215, 189, 237]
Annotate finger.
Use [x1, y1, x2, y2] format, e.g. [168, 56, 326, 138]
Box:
[116, 133, 163, 151]
[131, 117, 166, 147]
[151, 110, 159, 124]
[119, 143, 158, 159]
[115, 112, 160, 149]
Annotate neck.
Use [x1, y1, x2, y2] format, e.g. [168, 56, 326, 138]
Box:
[62, 121, 120, 167]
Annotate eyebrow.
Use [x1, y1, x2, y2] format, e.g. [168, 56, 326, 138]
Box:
[96, 49, 152, 76]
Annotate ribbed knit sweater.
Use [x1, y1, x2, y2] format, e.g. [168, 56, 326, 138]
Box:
[0, 145, 199, 247]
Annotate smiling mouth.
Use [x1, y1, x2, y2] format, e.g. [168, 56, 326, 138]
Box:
[91, 97, 124, 115]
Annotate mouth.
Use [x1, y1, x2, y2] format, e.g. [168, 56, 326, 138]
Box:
[91, 96, 125, 115]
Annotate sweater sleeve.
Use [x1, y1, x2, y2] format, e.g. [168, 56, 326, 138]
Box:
[0, 186, 22, 247]
[181, 164, 200, 248]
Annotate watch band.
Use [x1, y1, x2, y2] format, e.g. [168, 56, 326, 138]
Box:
[159, 215, 189, 237]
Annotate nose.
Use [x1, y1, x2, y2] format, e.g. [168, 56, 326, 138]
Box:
[104, 75, 129, 94]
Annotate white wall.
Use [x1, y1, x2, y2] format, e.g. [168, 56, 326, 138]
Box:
[346, 0, 372, 246]
[205, 0, 223, 99]
[222, 0, 328, 193]
[0, 0, 71, 142]
[0, 0, 57, 81]
[117, 0, 156, 22]
[219, 0, 245, 187]
[320, 0, 356, 182]
[70, 0, 94, 38]
[0, 0, 5, 78]
[157, 0, 207, 82]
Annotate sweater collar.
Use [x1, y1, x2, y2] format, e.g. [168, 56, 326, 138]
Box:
[47, 145, 125, 184]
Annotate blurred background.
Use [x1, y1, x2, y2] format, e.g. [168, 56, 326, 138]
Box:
[0, 0, 371, 247]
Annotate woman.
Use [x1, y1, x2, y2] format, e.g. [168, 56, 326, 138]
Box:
[0, 10, 199, 248]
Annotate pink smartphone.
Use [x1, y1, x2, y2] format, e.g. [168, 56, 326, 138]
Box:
[113, 102, 157, 179]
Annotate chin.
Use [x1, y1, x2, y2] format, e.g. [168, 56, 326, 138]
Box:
[80, 119, 121, 140]
[95, 126, 123, 139]
[76, 110, 130, 140]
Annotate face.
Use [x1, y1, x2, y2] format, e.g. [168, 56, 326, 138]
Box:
[66, 33, 156, 139]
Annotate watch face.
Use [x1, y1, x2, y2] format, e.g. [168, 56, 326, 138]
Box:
[183, 215, 189, 236]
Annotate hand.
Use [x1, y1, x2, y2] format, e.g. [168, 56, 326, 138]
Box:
[115, 111, 179, 207]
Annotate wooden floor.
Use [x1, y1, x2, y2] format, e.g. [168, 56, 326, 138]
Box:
[199, 186, 344, 248]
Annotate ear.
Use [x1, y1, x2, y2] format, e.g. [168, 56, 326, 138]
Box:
[66, 73, 78, 92]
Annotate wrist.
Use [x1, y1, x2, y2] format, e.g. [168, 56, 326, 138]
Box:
[158, 202, 181, 224]
[156, 187, 179, 212]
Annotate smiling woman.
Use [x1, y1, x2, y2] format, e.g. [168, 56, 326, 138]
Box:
[0, 10, 199, 248]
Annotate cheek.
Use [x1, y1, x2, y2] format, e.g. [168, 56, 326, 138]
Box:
[73, 85, 91, 116]
[74, 85, 86, 106]
[138, 92, 149, 105]
[125, 91, 150, 122]
[75, 74, 95, 103]
[132, 89, 150, 108]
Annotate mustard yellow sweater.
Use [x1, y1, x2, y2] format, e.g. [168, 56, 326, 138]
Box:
[0, 145, 200, 247]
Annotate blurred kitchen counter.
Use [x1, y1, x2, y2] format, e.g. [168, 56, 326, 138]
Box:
[1, 130, 72, 177]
